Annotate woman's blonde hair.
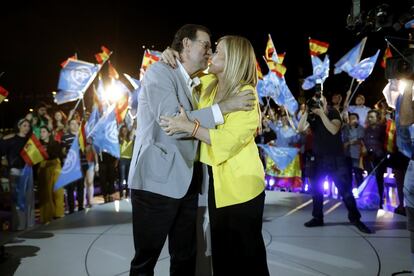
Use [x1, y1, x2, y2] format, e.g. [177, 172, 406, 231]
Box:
[213, 35, 257, 103]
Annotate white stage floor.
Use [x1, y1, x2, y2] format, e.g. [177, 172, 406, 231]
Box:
[0, 191, 411, 276]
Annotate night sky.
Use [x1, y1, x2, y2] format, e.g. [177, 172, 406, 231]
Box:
[0, 0, 408, 128]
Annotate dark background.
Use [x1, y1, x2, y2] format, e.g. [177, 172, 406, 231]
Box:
[0, 0, 411, 128]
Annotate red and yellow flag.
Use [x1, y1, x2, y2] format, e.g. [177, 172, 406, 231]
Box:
[0, 86, 9, 103]
[276, 53, 285, 64]
[381, 46, 392, 68]
[95, 46, 111, 64]
[115, 95, 129, 124]
[78, 121, 87, 153]
[265, 34, 276, 61]
[267, 61, 287, 78]
[60, 54, 78, 68]
[108, 61, 119, 79]
[309, 38, 329, 56]
[140, 49, 161, 79]
[265, 35, 284, 64]
[384, 119, 397, 153]
[20, 134, 49, 166]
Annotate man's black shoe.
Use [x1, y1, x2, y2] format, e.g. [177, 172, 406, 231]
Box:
[352, 220, 372, 234]
[304, 218, 324, 227]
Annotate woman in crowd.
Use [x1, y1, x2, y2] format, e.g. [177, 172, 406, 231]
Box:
[0, 119, 34, 230]
[38, 126, 64, 223]
[53, 110, 67, 143]
[118, 125, 134, 199]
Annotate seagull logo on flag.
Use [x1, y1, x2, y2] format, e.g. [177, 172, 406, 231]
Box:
[105, 122, 118, 144]
[61, 148, 77, 174]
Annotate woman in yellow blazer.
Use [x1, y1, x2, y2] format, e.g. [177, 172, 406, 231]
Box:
[161, 35, 269, 276]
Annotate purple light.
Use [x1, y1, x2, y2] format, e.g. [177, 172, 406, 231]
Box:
[304, 184, 309, 192]
[352, 187, 359, 198]
[323, 180, 329, 191]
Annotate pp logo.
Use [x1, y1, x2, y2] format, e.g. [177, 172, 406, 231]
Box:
[314, 64, 323, 76]
[352, 61, 374, 80]
[62, 149, 77, 174]
[70, 66, 93, 86]
[105, 122, 118, 144]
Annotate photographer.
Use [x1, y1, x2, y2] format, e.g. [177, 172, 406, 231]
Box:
[297, 88, 372, 234]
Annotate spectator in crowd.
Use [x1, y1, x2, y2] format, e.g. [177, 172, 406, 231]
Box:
[38, 126, 64, 223]
[0, 119, 34, 230]
[344, 92, 370, 126]
[32, 102, 53, 138]
[84, 137, 98, 208]
[342, 112, 365, 187]
[363, 109, 387, 209]
[53, 110, 67, 143]
[61, 118, 86, 213]
[118, 125, 134, 199]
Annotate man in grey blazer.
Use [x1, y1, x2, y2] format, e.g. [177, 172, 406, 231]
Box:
[128, 24, 255, 276]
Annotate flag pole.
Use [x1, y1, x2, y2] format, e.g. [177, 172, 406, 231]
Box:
[284, 108, 297, 131]
[384, 38, 412, 63]
[81, 98, 87, 121]
[346, 37, 368, 106]
[67, 98, 83, 121]
[347, 81, 363, 106]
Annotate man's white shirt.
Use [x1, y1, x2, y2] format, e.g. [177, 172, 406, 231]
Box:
[177, 60, 224, 125]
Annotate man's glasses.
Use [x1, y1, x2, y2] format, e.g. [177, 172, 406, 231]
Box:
[193, 39, 211, 51]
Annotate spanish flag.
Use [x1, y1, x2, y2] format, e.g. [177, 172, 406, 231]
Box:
[265, 34, 277, 61]
[381, 46, 392, 68]
[309, 38, 329, 56]
[0, 86, 9, 103]
[115, 95, 129, 124]
[95, 46, 111, 64]
[140, 49, 161, 79]
[276, 52, 286, 64]
[267, 61, 287, 78]
[78, 121, 87, 153]
[20, 134, 49, 166]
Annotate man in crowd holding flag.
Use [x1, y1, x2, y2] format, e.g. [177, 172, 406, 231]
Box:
[37, 126, 64, 224]
[60, 118, 88, 214]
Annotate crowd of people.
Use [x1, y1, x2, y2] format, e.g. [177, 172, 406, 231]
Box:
[0, 23, 413, 276]
[256, 90, 408, 216]
[0, 102, 135, 231]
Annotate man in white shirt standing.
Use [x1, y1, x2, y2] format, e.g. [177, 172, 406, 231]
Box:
[345, 92, 371, 126]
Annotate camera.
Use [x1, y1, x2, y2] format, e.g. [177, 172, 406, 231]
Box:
[385, 47, 414, 80]
[306, 83, 323, 111]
